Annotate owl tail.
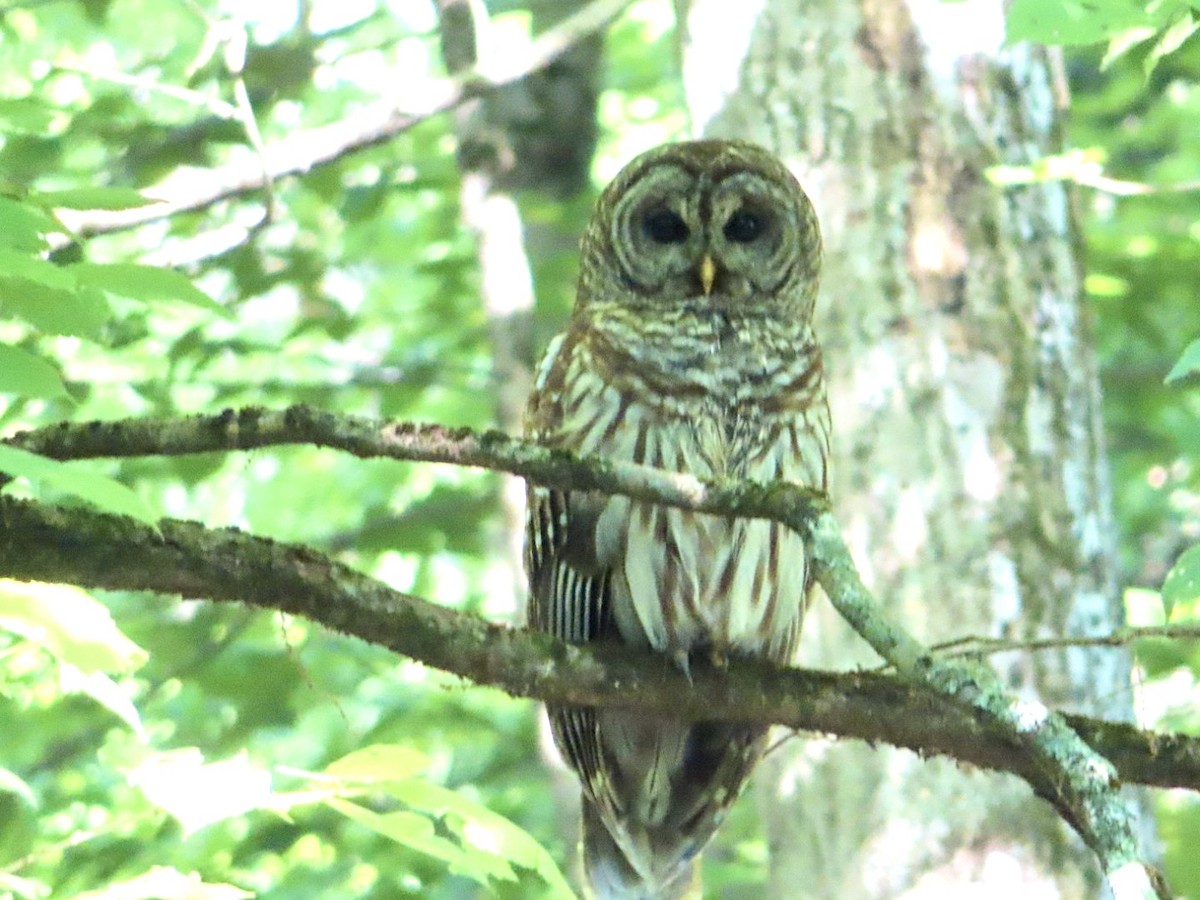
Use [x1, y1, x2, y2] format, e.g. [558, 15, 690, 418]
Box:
[580, 801, 701, 900]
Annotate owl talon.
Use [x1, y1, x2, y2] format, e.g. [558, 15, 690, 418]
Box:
[672, 650, 693, 683]
[709, 647, 729, 669]
[676, 648, 696, 681]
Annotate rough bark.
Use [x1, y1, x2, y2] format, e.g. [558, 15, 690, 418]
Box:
[682, 0, 1151, 895]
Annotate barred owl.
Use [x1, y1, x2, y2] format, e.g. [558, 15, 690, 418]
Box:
[524, 140, 829, 898]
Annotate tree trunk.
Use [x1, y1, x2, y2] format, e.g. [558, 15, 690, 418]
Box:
[682, 0, 1153, 895]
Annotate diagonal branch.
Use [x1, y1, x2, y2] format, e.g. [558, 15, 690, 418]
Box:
[0, 406, 1171, 895]
[4, 405, 828, 521]
[0, 493, 1196, 796]
[54, 0, 633, 241]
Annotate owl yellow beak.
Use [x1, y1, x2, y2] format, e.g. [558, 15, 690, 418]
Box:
[699, 254, 717, 296]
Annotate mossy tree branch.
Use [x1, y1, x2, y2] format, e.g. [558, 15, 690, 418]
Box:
[2, 406, 1175, 896]
[0, 493, 1196, 792]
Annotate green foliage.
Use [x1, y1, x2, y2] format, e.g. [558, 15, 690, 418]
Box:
[1007, 0, 1200, 59]
[1161, 794, 1200, 897]
[1066, 14, 1200, 892]
[0, 2, 567, 896]
[0, 345, 71, 399]
[0, 445, 157, 523]
[1162, 544, 1200, 617]
[1167, 338, 1200, 383]
[1, 0, 1199, 897]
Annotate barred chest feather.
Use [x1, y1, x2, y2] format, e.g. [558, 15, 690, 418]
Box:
[534, 306, 829, 662]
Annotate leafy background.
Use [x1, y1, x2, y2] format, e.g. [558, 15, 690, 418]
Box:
[1, 0, 1200, 898]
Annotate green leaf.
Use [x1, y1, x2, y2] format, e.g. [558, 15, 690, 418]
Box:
[0, 345, 71, 399]
[0, 579, 148, 674]
[0, 98, 57, 135]
[72, 866, 254, 900]
[1162, 545, 1200, 620]
[385, 779, 574, 896]
[0, 766, 36, 807]
[0, 277, 110, 339]
[0, 246, 75, 290]
[0, 445, 158, 524]
[1144, 12, 1199, 73]
[0, 871, 46, 899]
[31, 187, 159, 211]
[128, 749, 273, 836]
[1101, 25, 1156, 68]
[314, 747, 574, 895]
[0, 197, 54, 251]
[1165, 338, 1200, 383]
[325, 800, 491, 881]
[1006, 0, 1152, 46]
[59, 662, 146, 736]
[324, 744, 430, 783]
[69, 262, 229, 317]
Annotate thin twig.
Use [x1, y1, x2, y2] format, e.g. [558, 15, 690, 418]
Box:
[1075, 171, 1200, 196]
[52, 0, 634, 242]
[933, 625, 1200, 658]
[49, 63, 240, 119]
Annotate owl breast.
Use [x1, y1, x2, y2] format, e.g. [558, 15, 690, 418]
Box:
[545, 306, 828, 662]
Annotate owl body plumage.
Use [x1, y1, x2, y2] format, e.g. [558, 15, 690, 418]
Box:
[524, 140, 828, 898]
[529, 305, 826, 658]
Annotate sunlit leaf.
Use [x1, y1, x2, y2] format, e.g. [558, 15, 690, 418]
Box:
[385, 779, 574, 896]
[59, 662, 145, 736]
[1006, 0, 1150, 46]
[31, 187, 159, 211]
[129, 749, 273, 835]
[0, 871, 47, 899]
[0, 247, 75, 290]
[1101, 25, 1156, 68]
[0, 579, 148, 674]
[0, 766, 36, 807]
[0, 197, 54, 250]
[0, 445, 157, 524]
[1162, 545, 1200, 620]
[1144, 12, 1199, 73]
[324, 743, 430, 783]
[72, 866, 254, 900]
[326, 800, 477, 873]
[312, 746, 573, 895]
[0, 277, 110, 339]
[0, 98, 57, 134]
[326, 798, 519, 886]
[69, 263, 230, 317]
[0, 345, 71, 399]
[1165, 339, 1200, 384]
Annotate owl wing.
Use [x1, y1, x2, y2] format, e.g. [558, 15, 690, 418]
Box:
[524, 417, 621, 841]
[524, 483, 613, 644]
[524, 328, 629, 828]
[523, 330, 614, 646]
[526, 481, 766, 893]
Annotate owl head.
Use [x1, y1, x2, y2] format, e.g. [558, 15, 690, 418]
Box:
[577, 140, 822, 319]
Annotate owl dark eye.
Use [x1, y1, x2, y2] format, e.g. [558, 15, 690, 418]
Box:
[642, 209, 690, 244]
[724, 209, 767, 243]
